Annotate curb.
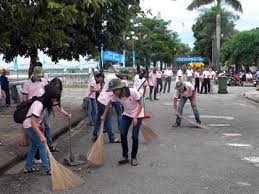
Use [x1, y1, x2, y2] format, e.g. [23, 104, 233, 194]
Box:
[0, 116, 85, 176]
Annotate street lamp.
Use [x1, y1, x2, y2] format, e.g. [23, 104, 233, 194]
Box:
[126, 34, 138, 70]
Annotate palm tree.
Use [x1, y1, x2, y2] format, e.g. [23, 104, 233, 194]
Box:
[187, 0, 242, 70]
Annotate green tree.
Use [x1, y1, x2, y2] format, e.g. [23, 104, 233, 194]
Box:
[192, 7, 237, 64]
[221, 29, 259, 69]
[0, 0, 141, 76]
[187, 0, 242, 70]
[124, 17, 182, 70]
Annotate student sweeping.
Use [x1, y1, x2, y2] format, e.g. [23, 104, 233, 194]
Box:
[23, 84, 62, 175]
[102, 79, 144, 166]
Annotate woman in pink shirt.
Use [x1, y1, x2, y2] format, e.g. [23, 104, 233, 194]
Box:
[102, 79, 144, 166]
[148, 68, 158, 100]
[23, 84, 62, 175]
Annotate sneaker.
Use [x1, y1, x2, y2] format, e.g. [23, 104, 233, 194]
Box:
[33, 159, 42, 164]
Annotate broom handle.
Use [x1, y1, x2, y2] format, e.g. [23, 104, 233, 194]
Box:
[68, 118, 73, 158]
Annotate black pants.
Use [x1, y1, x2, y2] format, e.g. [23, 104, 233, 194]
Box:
[163, 77, 171, 93]
[2, 88, 10, 105]
[149, 86, 157, 100]
[156, 78, 163, 93]
[201, 78, 209, 93]
[194, 78, 200, 93]
[208, 79, 211, 93]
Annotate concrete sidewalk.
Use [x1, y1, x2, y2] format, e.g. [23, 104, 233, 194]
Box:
[244, 90, 259, 104]
[0, 88, 86, 175]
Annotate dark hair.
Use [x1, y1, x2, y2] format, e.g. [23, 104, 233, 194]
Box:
[40, 84, 61, 114]
[49, 78, 63, 91]
[119, 87, 130, 98]
[35, 62, 43, 67]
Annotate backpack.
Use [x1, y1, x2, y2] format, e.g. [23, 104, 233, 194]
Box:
[13, 96, 42, 124]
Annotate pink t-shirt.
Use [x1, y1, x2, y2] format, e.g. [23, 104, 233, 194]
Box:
[97, 83, 113, 106]
[23, 100, 44, 128]
[88, 79, 99, 99]
[156, 71, 162, 79]
[22, 78, 48, 99]
[174, 82, 194, 98]
[148, 72, 157, 86]
[111, 88, 144, 118]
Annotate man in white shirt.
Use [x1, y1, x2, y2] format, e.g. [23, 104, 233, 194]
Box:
[246, 72, 253, 83]
[186, 67, 194, 83]
[176, 67, 183, 82]
[209, 68, 216, 93]
[201, 67, 210, 94]
[163, 66, 173, 93]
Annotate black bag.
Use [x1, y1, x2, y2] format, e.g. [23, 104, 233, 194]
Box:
[13, 96, 41, 123]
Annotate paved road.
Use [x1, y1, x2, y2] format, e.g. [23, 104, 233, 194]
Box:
[1, 85, 259, 194]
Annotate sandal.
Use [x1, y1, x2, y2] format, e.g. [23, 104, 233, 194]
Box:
[24, 167, 40, 174]
[44, 169, 51, 175]
[110, 138, 121, 143]
[131, 159, 138, 166]
[49, 145, 59, 152]
[118, 157, 129, 164]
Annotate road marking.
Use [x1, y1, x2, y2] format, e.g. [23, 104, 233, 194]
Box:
[226, 143, 252, 148]
[222, 133, 242, 137]
[208, 124, 231, 127]
[236, 182, 251, 186]
[243, 157, 259, 163]
[188, 115, 235, 120]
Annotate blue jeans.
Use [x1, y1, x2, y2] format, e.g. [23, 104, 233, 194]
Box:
[43, 112, 52, 146]
[93, 101, 115, 142]
[24, 127, 49, 172]
[112, 101, 122, 130]
[86, 97, 97, 124]
[176, 96, 201, 126]
[121, 115, 142, 159]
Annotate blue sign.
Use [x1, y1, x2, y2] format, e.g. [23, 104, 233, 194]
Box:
[102, 51, 125, 64]
[176, 57, 204, 62]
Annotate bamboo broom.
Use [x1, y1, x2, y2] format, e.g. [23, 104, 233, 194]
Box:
[177, 114, 207, 129]
[141, 121, 159, 142]
[46, 145, 84, 191]
[87, 121, 104, 165]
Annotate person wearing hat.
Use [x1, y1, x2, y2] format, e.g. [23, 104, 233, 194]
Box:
[92, 75, 120, 143]
[172, 81, 201, 127]
[102, 78, 144, 166]
[0, 69, 11, 107]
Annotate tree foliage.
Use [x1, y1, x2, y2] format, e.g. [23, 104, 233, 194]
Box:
[0, 0, 141, 72]
[192, 7, 237, 63]
[123, 16, 187, 68]
[221, 29, 259, 67]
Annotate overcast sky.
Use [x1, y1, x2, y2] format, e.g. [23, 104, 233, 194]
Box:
[140, 0, 259, 47]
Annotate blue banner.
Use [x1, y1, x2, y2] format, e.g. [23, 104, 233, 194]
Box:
[176, 57, 204, 62]
[102, 50, 124, 64]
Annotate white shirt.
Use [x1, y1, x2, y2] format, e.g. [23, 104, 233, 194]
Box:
[246, 73, 252, 79]
[164, 69, 173, 77]
[177, 69, 183, 77]
[133, 74, 148, 96]
[194, 71, 200, 78]
[186, 69, 194, 77]
[203, 70, 210, 79]
[209, 71, 216, 79]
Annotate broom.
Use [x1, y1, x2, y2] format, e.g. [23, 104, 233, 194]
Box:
[46, 145, 84, 191]
[86, 121, 104, 165]
[141, 121, 159, 142]
[177, 114, 207, 129]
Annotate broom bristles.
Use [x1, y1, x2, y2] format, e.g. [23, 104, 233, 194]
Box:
[87, 122, 104, 165]
[141, 122, 159, 142]
[46, 146, 84, 191]
[178, 114, 207, 129]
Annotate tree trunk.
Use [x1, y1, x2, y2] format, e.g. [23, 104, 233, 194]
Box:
[215, 13, 221, 71]
[28, 48, 38, 79]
